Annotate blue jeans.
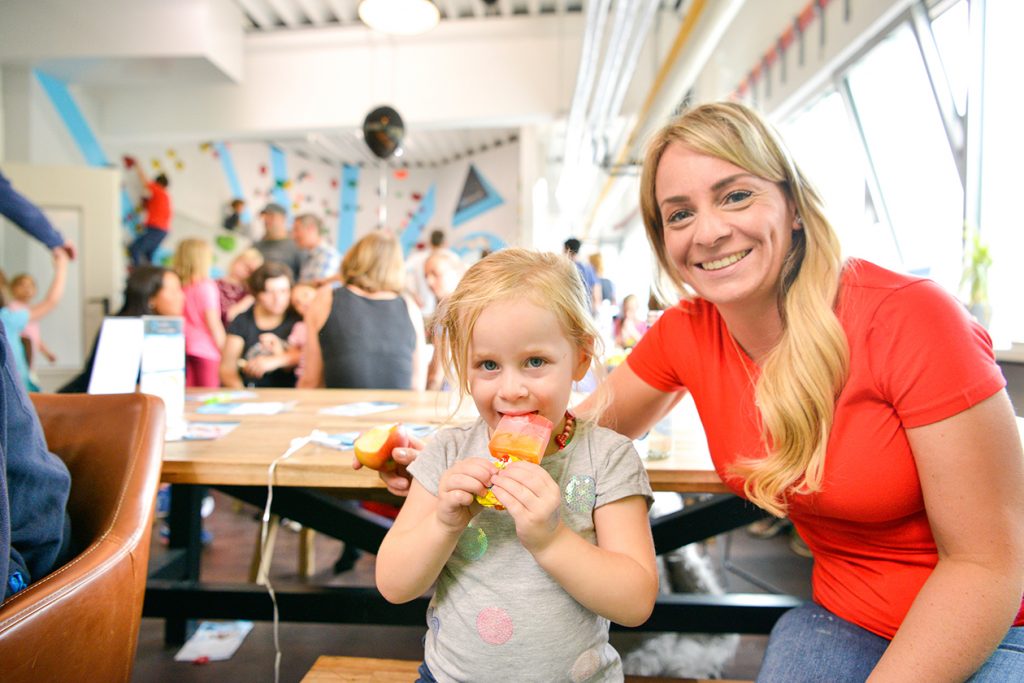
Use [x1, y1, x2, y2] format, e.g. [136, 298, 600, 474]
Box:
[757, 602, 1024, 682]
[129, 225, 167, 266]
[416, 661, 437, 683]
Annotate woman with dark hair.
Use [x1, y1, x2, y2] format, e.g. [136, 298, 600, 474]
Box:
[58, 266, 184, 393]
[219, 261, 301, 388]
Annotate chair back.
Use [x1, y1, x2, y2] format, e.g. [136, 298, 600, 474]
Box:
[0, 393, 165, 683]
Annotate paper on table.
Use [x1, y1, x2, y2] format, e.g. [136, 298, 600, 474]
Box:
[190, 390, 259, 403]
[173, 620, 254, 662]
[169, 421, 240, 442]
[318, 401, 401, 417]
[196, 401, 293, 416]
[312, 423, 436, 451]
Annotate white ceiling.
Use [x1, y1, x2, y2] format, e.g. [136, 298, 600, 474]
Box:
[231, 0, 686, 170]
[235, 0, 586, 30]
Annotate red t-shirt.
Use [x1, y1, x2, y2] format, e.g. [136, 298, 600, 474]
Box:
[145, 181, 171, 231]
[628, 259, 1021, 639]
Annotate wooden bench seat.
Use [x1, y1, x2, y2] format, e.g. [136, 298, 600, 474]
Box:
[301, 655, 752, 682]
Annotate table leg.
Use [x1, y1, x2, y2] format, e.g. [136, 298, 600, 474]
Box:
[163, 484, 204, 644]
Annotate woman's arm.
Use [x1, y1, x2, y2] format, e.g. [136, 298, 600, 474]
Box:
[575, 361, 684, 439]
[492, 461, 659, 626]
[376, 458, 496, 603]
[403, 293, 427, 391]
[870, 391, 1024, 681]
[28, 250, 68, 321]
[219, 335, 245, 388]
[296, 286, 331, 388]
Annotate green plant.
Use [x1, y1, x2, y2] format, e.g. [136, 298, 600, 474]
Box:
[960, 224, 992, 308]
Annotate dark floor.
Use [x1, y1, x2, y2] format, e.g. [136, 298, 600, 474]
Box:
[131, 491, 813, 683]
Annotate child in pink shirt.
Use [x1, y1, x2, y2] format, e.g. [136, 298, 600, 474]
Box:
[174, 239, 225, 387]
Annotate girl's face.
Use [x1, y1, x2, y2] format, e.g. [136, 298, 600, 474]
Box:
[11, 278, 36, 303]
[655, 142, 798, 320]
[291, 285, 316, 316]
[256, 276, 292, 316]
[150, 272, 185, 316]
[622, 296, 638, 318]
[231, 256, 258, 281]
[467, 298, 590, 455]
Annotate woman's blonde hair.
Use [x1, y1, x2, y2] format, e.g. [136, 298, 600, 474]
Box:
[341, 231, 405, 293]
[433, 248, 606, 420]
[639, 101, 848, 516]
[173, 238, 212, 285]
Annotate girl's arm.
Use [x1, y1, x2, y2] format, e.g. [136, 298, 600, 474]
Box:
[297, 286, 330, 388]
[28, 250, 68, 321]
[491, 462, 659, 626]
[38, 339, 57, 363]
[203, 306, 226, 351]
[225, 295, 253, 323]
[376, 458, 496, 603]
[576, 361, 684, 439]
[219, 335, 245, 388]
[869, 391, 1024, 681]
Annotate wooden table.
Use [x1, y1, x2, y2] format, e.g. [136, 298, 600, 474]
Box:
[162, 388, 729, 494]
[145, 389, 797, 643]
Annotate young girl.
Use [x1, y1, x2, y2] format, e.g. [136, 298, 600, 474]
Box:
[216, 248, 263, 325]
[0, 252, 68, 391]
[613, 294, 649, 350]
[174, 238, 225, 388]
[375, 249, 658, 682]
[7, 273, 59, 379]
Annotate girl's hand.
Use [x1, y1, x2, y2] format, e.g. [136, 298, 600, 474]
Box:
[491, 461, 563, 554]
[353, 430, 423, 497]
[435, 458, 495, 532]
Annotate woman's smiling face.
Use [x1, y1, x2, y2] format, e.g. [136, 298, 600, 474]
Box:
[655, 142, 799, 318]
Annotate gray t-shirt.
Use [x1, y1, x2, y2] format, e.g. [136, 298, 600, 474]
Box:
[408, 418, 653, 683]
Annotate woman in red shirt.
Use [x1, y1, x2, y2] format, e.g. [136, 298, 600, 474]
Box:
[592, 102, 1024, 681]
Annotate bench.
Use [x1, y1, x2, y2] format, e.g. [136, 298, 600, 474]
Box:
[301, 655, 753, 682]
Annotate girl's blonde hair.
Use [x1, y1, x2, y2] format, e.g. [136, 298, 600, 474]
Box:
[341, 231, 405, 293]
[173, 238, 213, 285]
[433, 248, 606, 419]
[639, 101, 849, 516]
[233, 247, 264, 271]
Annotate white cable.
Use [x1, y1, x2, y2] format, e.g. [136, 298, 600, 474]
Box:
[258, 429, 325, 683]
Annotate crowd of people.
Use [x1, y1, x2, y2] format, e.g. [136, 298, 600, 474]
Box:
[5, 99, 1021, 681]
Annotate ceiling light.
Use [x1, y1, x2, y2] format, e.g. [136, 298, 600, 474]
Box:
[358, 0, 440, 36]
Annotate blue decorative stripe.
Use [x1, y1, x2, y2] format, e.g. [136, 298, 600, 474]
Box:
[269, 145, 290, 217]
[34, 70, 109, 167]
[34, 69, 138, 234]
[213, 142, 250, 224]
[401, 184, 436, 256]
[338, 164, 359, 252]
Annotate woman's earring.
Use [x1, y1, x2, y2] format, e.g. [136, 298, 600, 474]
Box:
[794, 215, 804, 229]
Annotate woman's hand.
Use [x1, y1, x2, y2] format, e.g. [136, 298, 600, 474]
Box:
[491, 461, 563, 554]
[351, 429, 424, 497]
[435, 458, 494, 531]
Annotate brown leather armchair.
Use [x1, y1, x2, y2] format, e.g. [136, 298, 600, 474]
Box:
[0, 393, 165, 683]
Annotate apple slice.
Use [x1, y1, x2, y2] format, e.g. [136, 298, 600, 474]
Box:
[353, 423, 409, 471]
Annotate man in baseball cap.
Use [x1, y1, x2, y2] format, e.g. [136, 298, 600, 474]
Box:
[254, 203, 301, 278]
